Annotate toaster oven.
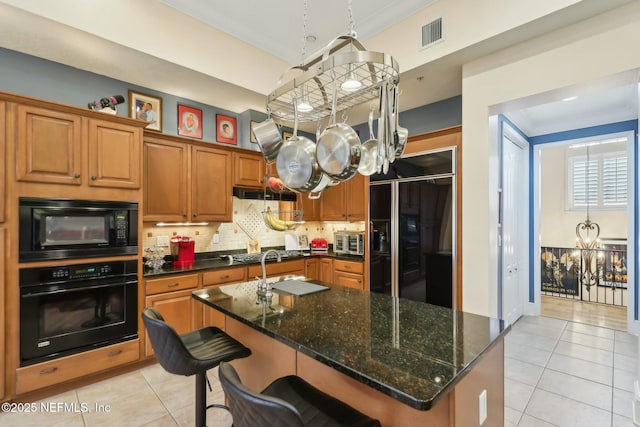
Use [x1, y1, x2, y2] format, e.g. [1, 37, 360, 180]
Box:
[334, 231, 365, 256]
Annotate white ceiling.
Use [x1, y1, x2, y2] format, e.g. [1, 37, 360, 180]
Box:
[0, 0, 637, 136]
[159, 0, 435, 65]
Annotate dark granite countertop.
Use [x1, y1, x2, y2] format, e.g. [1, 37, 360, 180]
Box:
[143, 250, 364, 278]
[192, 279, 510, 411]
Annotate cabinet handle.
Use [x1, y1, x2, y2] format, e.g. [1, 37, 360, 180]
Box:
[357, 279, 362, 283]
[183, 213, 187, 217]
[193, 213, 198, 218]
[220, 275, 230, 279]
[167, 283, 179, 288]
[40, 367, 58, 375]
[344, 265, 351, 269]
[91, 176, 97, 180]
[107, 350, 123, 357]
[73, 173, 80, 178]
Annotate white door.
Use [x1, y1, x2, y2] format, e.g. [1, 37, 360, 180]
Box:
[501, 129, 528, 324]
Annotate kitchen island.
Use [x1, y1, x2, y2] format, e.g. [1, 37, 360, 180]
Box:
[193, 278, 509, 427]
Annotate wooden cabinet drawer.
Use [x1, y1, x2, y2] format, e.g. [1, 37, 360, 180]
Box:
[334, 271, 364, 290]
[202, 267, 247, 286]
[334, 259, 364, 274]
[247, 259, 305, 278]
[15, 339, 139, 395]
[145, 273, 199, 295]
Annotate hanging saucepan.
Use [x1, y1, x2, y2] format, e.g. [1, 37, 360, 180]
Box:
[276, 102, 324, 193]
[253, 113, 282, 164]
[316, 75, 361, 181]
[358, 108, 379, 176]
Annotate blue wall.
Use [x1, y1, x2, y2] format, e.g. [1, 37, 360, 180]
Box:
[0, 47, 461, 146]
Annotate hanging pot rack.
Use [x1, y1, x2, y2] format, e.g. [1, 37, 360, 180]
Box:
[266, 34, 400, 124]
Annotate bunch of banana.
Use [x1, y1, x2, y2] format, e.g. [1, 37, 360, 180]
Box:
[263, 207, 299, 231]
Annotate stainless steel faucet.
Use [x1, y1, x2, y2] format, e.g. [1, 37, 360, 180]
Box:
[257, 249, 281, 299]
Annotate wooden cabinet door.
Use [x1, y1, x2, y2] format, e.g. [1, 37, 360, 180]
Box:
[320, 183, 346, 220]
[143, 138, 189, 222]
[346, 173, 366, 221]
[15, 104, 82, 185]
[144, 289, 202, 356]
[300, 193, 320, 221]
[191, 145, 232, 222]
[304, 258, 319, 280]
[319, 174, 366, 221]
[319, 258, 333, 282]
[88, 119, 141, 189]
[234, 151, 265, 188]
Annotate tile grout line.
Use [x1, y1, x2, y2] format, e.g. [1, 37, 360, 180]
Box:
[517, 319, 567, 425]
[140, 367, 183, 427]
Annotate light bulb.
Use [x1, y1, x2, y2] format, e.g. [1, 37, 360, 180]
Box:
[341, 65, 362, 92]
[297, 85, 313, 112]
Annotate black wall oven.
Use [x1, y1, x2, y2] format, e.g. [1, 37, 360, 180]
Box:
[20, 259, 138, 366]
[19, 197, 138, 262]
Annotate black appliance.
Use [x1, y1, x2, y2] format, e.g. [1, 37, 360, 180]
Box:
[19, 197, 138, 262]
[369, 148, 455, 308]
[20, 259, 138, 366]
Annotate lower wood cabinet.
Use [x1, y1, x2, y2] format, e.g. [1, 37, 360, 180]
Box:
[304, 258, 319, 280]
[144, 273, 201, 356]
[333, 259, 364, 290]
[201, 267, 247, 330]
[319, 258, 334, 282]
[247, 259, 305, 278]
[15, 339, 139, 395]
[0, 229, 4, 401]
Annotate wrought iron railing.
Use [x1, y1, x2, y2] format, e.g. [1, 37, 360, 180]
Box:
[540, 246, 627, 306]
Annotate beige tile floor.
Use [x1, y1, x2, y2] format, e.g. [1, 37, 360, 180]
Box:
[0, 315, 637, 426]
[505, 316, 638, 427]
[0, 364, 233, 427]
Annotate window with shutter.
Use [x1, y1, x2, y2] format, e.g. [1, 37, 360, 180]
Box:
[566, 138, 627, 211]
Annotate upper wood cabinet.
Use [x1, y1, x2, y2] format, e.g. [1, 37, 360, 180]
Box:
[143, 135, 233, 223]
[0, 102, 4, 223]
[299, 193, 320, 221]
[234, 151, 265, 188]
[14, 104, 141, 189]
[15, 105, 82, 185]
[144, 136, 188, 222]
[87, 119, 141, 189]
[191, 145, 233, 222]
[320, 173, 366, 221]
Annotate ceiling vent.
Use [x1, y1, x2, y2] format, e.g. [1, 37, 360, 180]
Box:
[421, 17, 443, 49]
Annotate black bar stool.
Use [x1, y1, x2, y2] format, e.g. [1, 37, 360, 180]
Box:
[218, 361, 382, 427]
[142, 307, 251, 427]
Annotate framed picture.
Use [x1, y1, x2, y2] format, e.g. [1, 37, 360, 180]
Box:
[216, 114, 237, 145]
[177, 104, 203, 139]
[250, 120, 259, 143]
[128, 90, 162, 131]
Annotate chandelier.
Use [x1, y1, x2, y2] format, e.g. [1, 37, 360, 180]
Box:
[575, 143, 601, 289]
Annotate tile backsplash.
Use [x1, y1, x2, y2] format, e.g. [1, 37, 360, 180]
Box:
[142, 197, 365, 256]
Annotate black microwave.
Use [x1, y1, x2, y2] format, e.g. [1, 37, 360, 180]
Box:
[19, 198, 138, 262]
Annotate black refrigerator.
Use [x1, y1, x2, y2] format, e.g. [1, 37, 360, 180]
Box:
[369, 149, 455, 308]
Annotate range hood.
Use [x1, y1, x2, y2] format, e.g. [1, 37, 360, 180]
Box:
[233, 187, 296, 202]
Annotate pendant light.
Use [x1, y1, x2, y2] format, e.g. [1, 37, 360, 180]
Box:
[297, 85, 314, 112]
[341, 64, 362, 92]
